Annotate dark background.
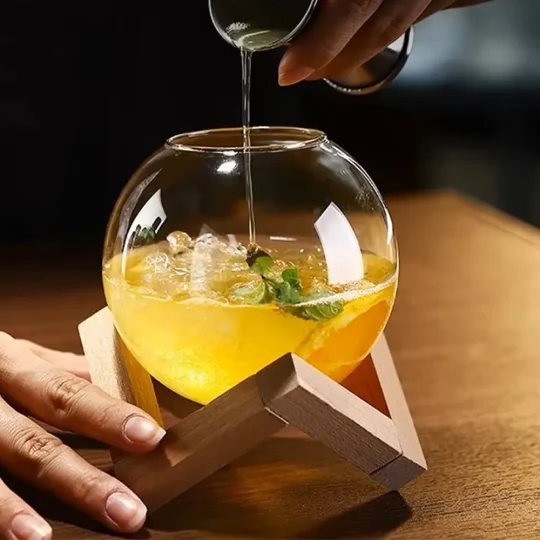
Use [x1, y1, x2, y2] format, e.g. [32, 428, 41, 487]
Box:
[319, 0, 540, 227]
[1, 0, 539, 252]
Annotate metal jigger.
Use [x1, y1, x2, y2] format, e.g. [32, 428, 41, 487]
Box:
[209, 0, 413, 95]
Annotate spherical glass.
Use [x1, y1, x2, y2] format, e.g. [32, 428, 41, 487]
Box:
[103, 127, 398, 405]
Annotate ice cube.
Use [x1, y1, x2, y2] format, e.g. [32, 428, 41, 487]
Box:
[190, 234, 221, 296]
[190, 233, 249, 299]
[132, 251, 193, 300]
[169, 250, 192, 278]
[194, 232, 219, 250]
[193, 233, 247, 265]
[167, 231, 194, 255]
[126, 250, 170, 282]
[143, 251, 170, 273]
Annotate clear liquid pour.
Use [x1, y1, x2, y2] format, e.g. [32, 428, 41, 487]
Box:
[241, 48, 256, 244]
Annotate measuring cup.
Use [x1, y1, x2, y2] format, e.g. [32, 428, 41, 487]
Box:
[209, 0, 413, 95]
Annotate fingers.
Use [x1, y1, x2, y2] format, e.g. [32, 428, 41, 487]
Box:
[313, 0, 430, 81]
[17, 339, 90, 380]
[335, 0, 490, 76]
[279, 0, 383, 86]
[0, 478, 52, 540]
[0, 333, 165, 454]
[280, 0, 486, 86]
[0, 398, 147, 533]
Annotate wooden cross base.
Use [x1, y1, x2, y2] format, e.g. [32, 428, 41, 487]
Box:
[79, 308, 426, 513]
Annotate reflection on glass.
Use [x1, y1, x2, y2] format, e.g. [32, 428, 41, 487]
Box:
[102, 127, 398, 405]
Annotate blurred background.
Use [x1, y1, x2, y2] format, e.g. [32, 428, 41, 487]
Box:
[310, 0, 540, 227]
[2, 0, 539, 251]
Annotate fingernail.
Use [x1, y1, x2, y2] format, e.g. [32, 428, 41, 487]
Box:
[124, 415, 166, 446]
[279, 64, 315, 86]
[105, 492, 147, 531]
[10, 513, 52, 540]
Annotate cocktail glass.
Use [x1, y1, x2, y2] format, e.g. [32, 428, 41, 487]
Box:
[103, 127, 398, 405]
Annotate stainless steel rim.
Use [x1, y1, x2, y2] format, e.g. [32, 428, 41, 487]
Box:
[324, 26, 414, 96]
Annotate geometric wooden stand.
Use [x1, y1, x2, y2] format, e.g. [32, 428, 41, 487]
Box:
[79, 308, 426, 514]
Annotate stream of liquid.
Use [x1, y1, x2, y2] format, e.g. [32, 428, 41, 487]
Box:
[103, 30, 398, 405]
[236, 29, 290, 245]
[241, 48, 256, 244]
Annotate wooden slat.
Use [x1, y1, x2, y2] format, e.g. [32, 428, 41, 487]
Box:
[114, 377, 286, 512]
[6, 192, 540, 539]
[78, 307, 163, 427]
[368, 336, 427, 489]
[256, 353, 402, 475]
[78, 306, 426, 507]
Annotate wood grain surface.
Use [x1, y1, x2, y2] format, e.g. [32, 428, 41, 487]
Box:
[1, 192, 539, 539]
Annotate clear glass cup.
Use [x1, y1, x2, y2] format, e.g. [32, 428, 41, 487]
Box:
[103, 127, 398, 405]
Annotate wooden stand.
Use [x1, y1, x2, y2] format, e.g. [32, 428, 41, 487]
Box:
[79, 308, 426, 513]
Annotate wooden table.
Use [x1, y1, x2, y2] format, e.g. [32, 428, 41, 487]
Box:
[1, 192, 539, 539]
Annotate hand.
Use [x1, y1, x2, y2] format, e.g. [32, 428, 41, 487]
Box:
[16, 339, 90, 380]
[0, 333, 166, 540]
[278, 0, 492, 86]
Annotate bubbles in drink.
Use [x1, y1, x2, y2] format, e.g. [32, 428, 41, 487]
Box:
[104, 232, 397, 404]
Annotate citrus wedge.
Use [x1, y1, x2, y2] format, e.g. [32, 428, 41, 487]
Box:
[295, 282, 396, 382]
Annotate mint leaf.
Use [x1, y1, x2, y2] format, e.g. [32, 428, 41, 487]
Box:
[285, 299, 344, 321]
[284, 288, 344, 321]
[274, 268, 302, 305]
[275, 280, 302, 305]
[244, 244, 343, 321]
[282, 268, 301, 290]
[132, 226, 157, 248]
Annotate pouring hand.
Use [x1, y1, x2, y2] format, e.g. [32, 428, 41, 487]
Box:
[278, 0, 492, 86]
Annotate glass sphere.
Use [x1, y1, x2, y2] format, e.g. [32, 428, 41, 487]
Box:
[103, 127, 398, 405]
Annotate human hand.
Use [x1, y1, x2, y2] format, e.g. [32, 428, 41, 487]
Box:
[278, 0, 491, 85]
[16, 339, 90, 380]
[0, 333, 166, 540]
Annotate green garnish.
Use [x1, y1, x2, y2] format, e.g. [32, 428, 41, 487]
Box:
[273, 268, 302, 305]
[243, 245, 343, 321]
[131, 226, 157, 248]
[281, 268, 301, 290]
[246, 244, 274, 274]
[230, 280, 271, 305]
[251, 255, 274, 275]
[285, 290, 344, 321]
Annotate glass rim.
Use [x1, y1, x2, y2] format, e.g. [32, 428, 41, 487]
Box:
[165, 126, 327, 154]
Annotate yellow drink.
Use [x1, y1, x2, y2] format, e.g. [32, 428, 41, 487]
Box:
[103, 234, 396, 405]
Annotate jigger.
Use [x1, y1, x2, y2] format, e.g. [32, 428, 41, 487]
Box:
[209, 0, 414, 95]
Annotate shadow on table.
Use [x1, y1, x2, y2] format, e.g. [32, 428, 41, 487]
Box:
[148, 436, 413, 539]
[0, 434, 413, 539]
[6, 393, 418, 539]
[297, 492, 412, 539]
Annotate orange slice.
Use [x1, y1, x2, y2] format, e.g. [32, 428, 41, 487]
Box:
[295, 282, 396, 382]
